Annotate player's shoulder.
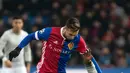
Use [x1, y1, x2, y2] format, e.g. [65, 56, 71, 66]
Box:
[21, 30, 28, 35]
[38, 27, 61, 36]
[74, 34, 85, 43]
[74, 34, 81, 40]
[43, 27, 61, 37]
[3, 29, 12, 35]
[41, 27, 60, 31]
[72, 34, 81, 43]
[44, 27, 60, 33]
[78, 35, 86, 44]
[51, 27, 61, 29]
[51, 27, 61, 31]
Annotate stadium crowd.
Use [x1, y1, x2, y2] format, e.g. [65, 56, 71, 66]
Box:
[0, 0, 130, 68]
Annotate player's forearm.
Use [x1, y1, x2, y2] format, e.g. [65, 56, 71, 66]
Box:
[85, 60, 97, 73]
[18, 33, 36, 49]
[26, 62, 31, 73]
[0, 41, 6, 58]
[24, 46, 32, 66]
[84, 56, 102, 73]
[0, 47, 4, 58]
[0, 48, 6, 63]
[0, 43, 6, 61]
[91, 57, 102, 73]
[9, 33, 36, 61]
[0, 43, 7, 63]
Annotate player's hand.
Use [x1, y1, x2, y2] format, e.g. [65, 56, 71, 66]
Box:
[4, 59, 12, 68]
[9, 47, 21, 61]
[83, 48, 92, 60]
[82, 48, 93, 65]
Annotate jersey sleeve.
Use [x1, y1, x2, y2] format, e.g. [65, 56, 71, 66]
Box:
[24, 44, 32, 62]
[24, 32, 32, 62]
[18, 28, 52, 49]
[35, 28, 52, 40]
[0, 31, 8, 58]
[77, 36, 89, 54]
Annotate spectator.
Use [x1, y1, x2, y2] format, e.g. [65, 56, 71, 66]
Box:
[22, 12, 32, 33]
[34, 15, 43, 30]
[99, 47, 113, 68]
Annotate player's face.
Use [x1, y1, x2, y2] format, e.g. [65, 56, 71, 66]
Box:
[12, 19, 23, 32]
[64, 28, 79, 40]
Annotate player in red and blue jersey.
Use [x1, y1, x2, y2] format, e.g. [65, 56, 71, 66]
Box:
[9, 17, 102, 73]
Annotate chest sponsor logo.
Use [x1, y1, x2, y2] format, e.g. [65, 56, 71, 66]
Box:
[68, 42, 74, 50]
[48, 44, 70, 54]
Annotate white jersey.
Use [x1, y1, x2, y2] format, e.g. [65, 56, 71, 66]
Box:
[0, 29, 32, 67]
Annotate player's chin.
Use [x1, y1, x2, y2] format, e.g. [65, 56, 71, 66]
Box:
[66, 37, 74, 40]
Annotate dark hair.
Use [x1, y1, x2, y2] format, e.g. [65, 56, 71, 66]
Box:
[12, 16, 23, 21]
[66, 17, 80, 31]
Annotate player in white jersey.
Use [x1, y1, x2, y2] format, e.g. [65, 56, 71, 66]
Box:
[0, 16, 32, 73]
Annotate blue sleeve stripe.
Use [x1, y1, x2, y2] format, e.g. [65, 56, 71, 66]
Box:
[35, 31, 39, 40]
[18, 33, 36, 49]
[91, 57, 102, 73]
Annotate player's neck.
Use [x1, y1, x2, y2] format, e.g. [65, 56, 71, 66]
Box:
[12, 28, 21, 35]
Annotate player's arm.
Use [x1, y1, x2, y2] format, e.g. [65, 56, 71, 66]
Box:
[77, 36, 102, 73]
[0, 32, 12, 67]
[0, 32, 8, 59]
[82, 50, 102, 73]
[24, 44, 32, 73]
[9, 28, 52, 61]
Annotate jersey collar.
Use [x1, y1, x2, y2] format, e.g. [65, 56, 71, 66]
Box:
[60, 27, 66, 40]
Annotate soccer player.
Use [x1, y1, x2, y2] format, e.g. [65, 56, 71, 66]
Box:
[0, 16, 32, 73]
[9, 17, 102, 73]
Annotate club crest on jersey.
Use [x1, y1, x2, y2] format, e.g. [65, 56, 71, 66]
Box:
[68, 42, 74, 50]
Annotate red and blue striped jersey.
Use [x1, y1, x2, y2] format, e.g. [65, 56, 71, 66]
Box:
[18, 27, 88, 73]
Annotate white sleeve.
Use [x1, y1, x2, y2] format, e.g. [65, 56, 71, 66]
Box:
[24, 44, 32, 62]
[86, 61, 98, 73]
[0, 32, 8, 58]
[35, 31, 39, 40]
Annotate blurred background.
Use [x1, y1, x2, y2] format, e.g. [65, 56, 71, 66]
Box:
[0, 0, 130, 73]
